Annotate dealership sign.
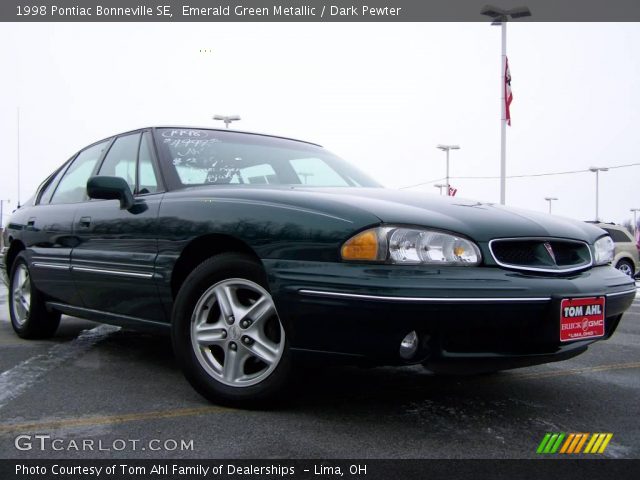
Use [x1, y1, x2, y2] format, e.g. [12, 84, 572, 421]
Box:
[560, 297, 606, 342]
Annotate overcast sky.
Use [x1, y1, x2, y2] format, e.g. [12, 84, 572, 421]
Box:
[0, 22, 638, 226]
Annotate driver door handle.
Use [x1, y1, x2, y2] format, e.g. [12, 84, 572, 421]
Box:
[79, 216, 92, 228]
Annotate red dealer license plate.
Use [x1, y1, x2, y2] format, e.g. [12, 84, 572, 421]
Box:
[560, 297, 606, 342]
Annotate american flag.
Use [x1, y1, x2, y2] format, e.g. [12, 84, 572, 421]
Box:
[505, 57, 513, 126]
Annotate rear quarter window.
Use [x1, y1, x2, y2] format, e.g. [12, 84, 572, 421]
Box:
[38, 164, 69, 204]
[604, 228, 633, 243]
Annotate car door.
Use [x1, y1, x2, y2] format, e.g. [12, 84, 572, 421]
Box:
[27, 141, 111, 306]
[70, 131, 166, 322]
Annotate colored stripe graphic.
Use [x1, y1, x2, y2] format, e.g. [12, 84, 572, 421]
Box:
[584, 433, 614, 454]
[537, 433, 552, 454]
[559, 434, 575, 453]
[597, 434, 613, 454]
[550, 433, 565, 453]
[567, 433, 584, 454]
[537, 433, 613, 454]
[537, 433, 565, 454]
[544, 434, 559, 453]
[584, 433, 599, 453]
[574, 433, 589, 453]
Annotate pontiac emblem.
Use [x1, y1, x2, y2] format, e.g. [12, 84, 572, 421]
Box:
[543, 242, 556, 264]
[228, 325, 240, 340]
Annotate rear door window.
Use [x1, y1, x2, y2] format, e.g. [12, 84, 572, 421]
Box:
[50, 141, 110, 205]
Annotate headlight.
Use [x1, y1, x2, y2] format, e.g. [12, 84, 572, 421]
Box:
[341, 226, 482, 266]
[593, 236, 614, 265]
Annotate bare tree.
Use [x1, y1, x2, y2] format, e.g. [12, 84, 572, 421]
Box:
[622, 219, 634, 235]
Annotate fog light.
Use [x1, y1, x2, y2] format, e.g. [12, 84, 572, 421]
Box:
[399, 330, 419, 359]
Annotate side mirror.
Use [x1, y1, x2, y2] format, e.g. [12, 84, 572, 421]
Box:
[87, 176, 135, 210]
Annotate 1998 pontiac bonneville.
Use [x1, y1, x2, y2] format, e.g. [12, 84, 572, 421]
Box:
[2, 127, 636, 405]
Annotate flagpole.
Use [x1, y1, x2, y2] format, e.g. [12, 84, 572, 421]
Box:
[481, 5, 531, 205]
[500, 21, 507, 205]
[17, 106, 21, 208]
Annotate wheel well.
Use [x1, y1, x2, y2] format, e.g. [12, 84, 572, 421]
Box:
[616, 256, 633, 265]
[5, 240, 25, 274]
[170, 234, 260, 299]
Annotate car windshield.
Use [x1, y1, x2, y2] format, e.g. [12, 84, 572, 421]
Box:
[155, 128, 381, 188]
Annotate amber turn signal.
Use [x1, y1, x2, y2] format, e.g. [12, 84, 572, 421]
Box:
[341, 229, 381, 261]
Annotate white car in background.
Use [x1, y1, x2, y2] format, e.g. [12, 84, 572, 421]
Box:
[589, 222, 639, 277]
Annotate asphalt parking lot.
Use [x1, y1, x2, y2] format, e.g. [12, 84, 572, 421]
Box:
[0, 284, 638, 460]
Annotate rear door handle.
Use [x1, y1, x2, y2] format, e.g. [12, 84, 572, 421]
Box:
[27, 217, 36, 227]
[79, 216, 92, 228]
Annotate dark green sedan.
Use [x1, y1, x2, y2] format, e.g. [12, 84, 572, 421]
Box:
[2, 127, 636, 405]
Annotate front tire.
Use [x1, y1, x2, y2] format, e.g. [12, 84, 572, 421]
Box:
[8, 253, 61, 339]
[171, 253, 291, 406]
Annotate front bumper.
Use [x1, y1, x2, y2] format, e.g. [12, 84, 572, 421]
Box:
[265, 260, 636, 368]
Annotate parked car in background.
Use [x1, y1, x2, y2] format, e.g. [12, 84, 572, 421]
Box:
[588, 222, 639, 277]
[2, 127, 637, 406]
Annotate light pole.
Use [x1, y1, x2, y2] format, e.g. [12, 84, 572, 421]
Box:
[631, 208, 640, 237]
[213, 114, 241, 129]
[434, 183, 447, 195]
[298, 172, 313, 184]
[436, 144, 460, 196]
[481, 4, 532, 205]
[544, 196, 558, 214]
[589, 167, 608, 221]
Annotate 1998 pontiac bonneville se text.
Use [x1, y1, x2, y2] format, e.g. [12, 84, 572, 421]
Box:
[2, 127, 636, 405]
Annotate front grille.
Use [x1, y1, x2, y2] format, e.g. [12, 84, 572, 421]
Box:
[489, 238, 592, 273]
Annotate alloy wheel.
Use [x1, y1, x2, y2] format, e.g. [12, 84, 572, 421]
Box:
[617, 262, 633, 277]
[190, 278, 285, 387]
[12, 263, 31, 326]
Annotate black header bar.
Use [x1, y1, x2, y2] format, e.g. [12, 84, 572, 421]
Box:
[3, 459, 640, 480]
[1, 0, 640, 22]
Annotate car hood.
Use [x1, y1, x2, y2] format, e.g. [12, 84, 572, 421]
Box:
[181, 186, 605, 244]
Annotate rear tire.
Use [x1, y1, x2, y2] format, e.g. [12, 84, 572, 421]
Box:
[615, 259, 634, 277]
[8, 252, 61, 339]
[171, 253, 291, 407]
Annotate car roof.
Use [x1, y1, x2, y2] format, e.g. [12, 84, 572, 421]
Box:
[109, 126, 323, 148]
[586, 221, 627, 230]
